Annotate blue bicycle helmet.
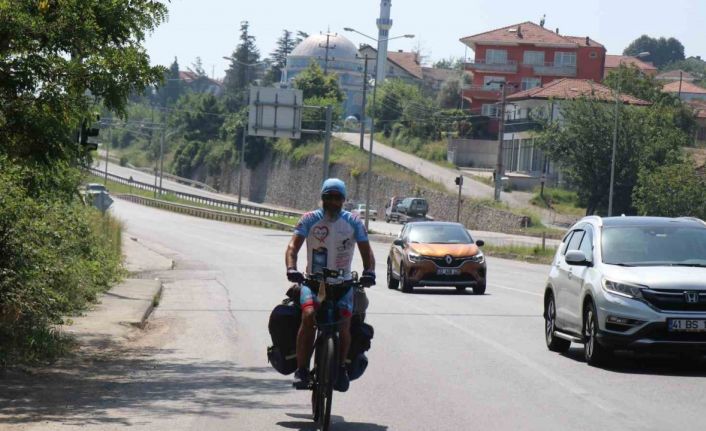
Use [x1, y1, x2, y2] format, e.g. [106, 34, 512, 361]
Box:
[321, 178, 347, 199]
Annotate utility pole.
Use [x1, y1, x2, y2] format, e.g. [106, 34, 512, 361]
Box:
[494, 83, 508, 201]
[608, 78, 621, 217]
[322, 105, 333, 181]
[159, 127, 165, 196]
[364, 80, 379, 231]
[359, 54, 371, 150]
[237, 64, 251, 213]
[104, 124, 111, 186]
[319, 31, 336, 75]
[455, 175, 463, 222]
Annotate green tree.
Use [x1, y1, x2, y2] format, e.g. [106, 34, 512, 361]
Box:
[535, 97, 686, 215]
[292, 61, 344, 141]
[369, 79, 425, 136]
[603, 64, 664, 102]
[633, 160, 706, 218]
[293, 60, 345, 101]
[0, 0, 168, 167]
[268, 29, 296, 83]
[623, 35, 685, 68]
[161, 57, 183, 107]
[224, 21, 261, 109]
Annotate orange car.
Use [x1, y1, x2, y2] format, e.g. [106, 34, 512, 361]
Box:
[386, 222, 487, 294]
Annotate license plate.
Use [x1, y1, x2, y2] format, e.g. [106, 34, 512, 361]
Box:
[437, 268, 460, 276]
[668, 319, 706, 332]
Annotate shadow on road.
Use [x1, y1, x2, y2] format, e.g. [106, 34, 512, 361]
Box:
[278, 412, 388, 430]
[405, 288, 491, 296]
[0, 335, 295, 427]
[561, 346, 706, 377]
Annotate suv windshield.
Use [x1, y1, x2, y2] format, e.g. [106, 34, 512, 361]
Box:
[408, 225, 472, 244]
[602, 225, 706, 266]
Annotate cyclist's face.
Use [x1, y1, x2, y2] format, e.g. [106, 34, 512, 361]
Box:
[322, 193, 344, 214]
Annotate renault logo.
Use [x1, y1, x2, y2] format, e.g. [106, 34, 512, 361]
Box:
[685, 291, 700, 304]
[445, 255, 453, 265]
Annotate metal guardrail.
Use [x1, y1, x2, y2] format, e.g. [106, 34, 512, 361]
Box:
[115, 194, 294, 232]
[130, 166, 218, 193]
[87, 167, 303, 219]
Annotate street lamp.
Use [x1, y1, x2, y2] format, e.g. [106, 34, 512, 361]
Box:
[607, 51, 650, 216]
[222, 56, 270, 212]
[343, 27, 414, 231]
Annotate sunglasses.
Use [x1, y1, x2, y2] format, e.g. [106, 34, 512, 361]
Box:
[321, 193, 344, 201]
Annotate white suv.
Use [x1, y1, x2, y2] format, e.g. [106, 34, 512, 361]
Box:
[543, 216, 706, 366]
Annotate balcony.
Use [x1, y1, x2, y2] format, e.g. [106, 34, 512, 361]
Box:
[465, 59, 518, 74]
[532, 62, 577, 77]
[504, 118, 543, 134]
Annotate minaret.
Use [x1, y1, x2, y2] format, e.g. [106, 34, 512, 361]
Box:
[375, 0, 392, 85]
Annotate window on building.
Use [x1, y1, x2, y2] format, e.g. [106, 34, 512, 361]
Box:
[483, 75, 505, 89]
[698, 126, 706, 141]
[521, 77, 542, 91]
[554, 52, 577, 66]
[523, 51, 545, 65]
[481, 103, 497, 117]
[485, 49, 508, 64]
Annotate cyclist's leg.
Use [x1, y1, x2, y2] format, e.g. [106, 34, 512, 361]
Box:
[297, 285, 317, 370]
[336, 288, 354, 361]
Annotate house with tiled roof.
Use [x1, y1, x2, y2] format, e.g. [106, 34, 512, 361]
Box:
[459, 21, 606, 134]
[358, 45, 423, 84]
[686, 100, 706, 146]
[449, 78, 651, 188]
[662, 80, 706, 102]
[604, 55, 657, 78]
[656, 69, 697, 82]
[178, 71, 224, 96]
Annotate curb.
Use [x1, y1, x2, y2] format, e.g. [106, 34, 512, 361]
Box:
[139, 280, 164, 329]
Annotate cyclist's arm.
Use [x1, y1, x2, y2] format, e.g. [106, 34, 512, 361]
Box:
[357, 240, 375, 273]
[286, 234, 305, 270]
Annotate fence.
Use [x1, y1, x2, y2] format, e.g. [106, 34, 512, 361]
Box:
[115, 194, 294, 232]
[88, 167, 302, 219]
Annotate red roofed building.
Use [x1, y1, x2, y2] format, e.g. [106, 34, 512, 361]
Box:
[662, 80, 706, 102]
[604, 55, 657, 78]
[459, 21, 606, 135]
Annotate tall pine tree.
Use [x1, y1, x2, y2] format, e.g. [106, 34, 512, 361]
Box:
[224, 21, 260, 109]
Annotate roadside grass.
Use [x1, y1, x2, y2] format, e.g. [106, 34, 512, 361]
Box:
[274, 138, 448, 193]
[530, 187, 586, 217]
[374, 133, 456, 169]
[482, 243, 557, 265]
[86, 174, 298, 227]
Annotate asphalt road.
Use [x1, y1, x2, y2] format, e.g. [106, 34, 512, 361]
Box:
[4, 202, 706, 431]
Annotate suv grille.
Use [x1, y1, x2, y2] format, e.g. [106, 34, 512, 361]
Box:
[642, 289, 706, 312]
[428, 256, 468, 267]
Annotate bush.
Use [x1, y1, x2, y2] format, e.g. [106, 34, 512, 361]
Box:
[0, 158, 123, 366]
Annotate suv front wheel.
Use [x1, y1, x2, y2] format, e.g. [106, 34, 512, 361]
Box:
[583, 300, 612, 366]
[545, 293, 571, 352]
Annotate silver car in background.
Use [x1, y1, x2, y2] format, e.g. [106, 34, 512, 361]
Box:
[543, 216, 706, 366]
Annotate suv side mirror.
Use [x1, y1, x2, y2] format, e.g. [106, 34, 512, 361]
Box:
[475, 240, 485, 247]
[565, 250, 591, 266]
[393, 239, 404, 247]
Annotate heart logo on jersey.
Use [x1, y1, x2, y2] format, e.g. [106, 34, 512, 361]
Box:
[312, 226, 329, 243]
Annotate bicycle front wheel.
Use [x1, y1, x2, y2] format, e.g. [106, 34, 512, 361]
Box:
[319, 335, 335, 431]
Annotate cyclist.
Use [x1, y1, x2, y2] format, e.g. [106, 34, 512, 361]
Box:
[286, 178, 376, 392]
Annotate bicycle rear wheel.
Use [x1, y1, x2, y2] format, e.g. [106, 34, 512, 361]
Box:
[319, 336, 335, 431]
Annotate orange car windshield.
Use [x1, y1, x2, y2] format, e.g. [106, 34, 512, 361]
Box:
[409, 225, 472, 244]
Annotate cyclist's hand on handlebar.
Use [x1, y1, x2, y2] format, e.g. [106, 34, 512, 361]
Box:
[287, 268, 304, 284]
[360, 270, 376, 287]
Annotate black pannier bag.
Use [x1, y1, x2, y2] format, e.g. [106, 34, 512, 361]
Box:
[267, 299, 301, 375]
[347, 316, 374, 380]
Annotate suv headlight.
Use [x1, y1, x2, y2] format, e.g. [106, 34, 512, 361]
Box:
[408, 251, 425, 263]
[602, 279, 646, 300]
[468, 252, 485, 264]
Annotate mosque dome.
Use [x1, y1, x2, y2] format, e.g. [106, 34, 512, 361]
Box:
[290, 33, 359, 60]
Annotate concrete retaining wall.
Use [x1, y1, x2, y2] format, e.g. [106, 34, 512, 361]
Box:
[204, 152, 532, 232]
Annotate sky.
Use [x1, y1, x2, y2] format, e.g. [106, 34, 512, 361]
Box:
[144, 0, 705, 79]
